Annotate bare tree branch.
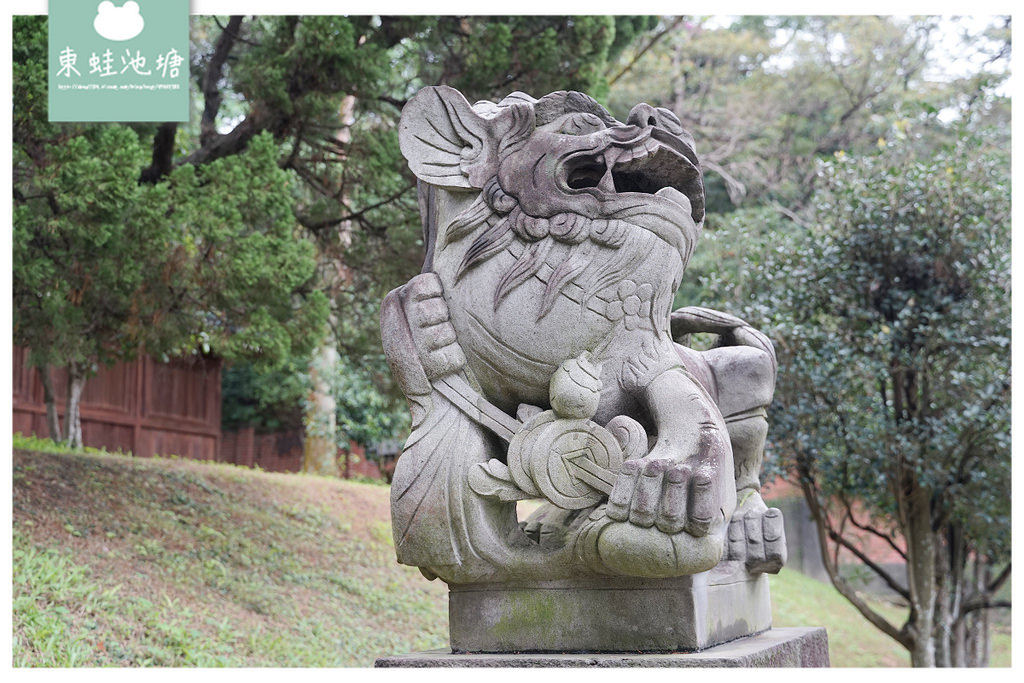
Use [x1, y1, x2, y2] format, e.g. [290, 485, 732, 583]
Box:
[984, 562, 1011, 595]
[838, 489, 908, 561]
[961, 599, 1011, 615]
[800, 472, 912, 647]
[201, 16, 245, 148]
[701, 160, 746, 204]
[827, 523, 911, 599]
[294, 184, 415, 233]
[139, 122, 179, 184]
[182, 115, 265, 168]
[771, 202, 812, 229]
[378, 95, 407, 112]
[607, 16, 686, 87]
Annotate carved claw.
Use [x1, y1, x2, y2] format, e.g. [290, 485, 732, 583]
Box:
[605, 458, 720, 539]
[627, 458, 666, 528]
[684, 467, 716, 537]
[657, 462, 689, 534]
[604, 459, 636, 522]
[726, 506, 787, 574]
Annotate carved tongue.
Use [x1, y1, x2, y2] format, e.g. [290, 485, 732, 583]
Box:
[655, 186, 693, 214]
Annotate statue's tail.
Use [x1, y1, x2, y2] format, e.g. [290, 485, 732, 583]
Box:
[670, 306, 776, 379]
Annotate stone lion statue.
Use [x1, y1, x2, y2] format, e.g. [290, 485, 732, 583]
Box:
[381, 86, 785, 586]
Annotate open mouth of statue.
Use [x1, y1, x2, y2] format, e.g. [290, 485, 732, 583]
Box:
[562, 129, 703, 223]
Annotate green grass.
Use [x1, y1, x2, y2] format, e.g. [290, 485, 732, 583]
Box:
[13, 539, 111, 667]
[11, 440, 1011, 667]
[770, 567, 909, 666]
[12, 444, 449, 666]
[770, 569, 1011, 667]
[13, 431, 127, 456]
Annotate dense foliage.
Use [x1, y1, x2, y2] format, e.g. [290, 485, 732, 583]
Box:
[701, 114, 1010, 666]
[608, 15, 1011, 666]
[772, 127, 1010, 557]
[13, 17, 327, 447]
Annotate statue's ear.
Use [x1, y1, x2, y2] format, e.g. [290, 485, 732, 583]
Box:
[399, 86, 506, 190]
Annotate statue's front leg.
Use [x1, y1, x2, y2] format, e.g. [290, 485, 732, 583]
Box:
[672, 309, 788, 576]
[607, 368, 734, 535]
[580, 361, 736, 577]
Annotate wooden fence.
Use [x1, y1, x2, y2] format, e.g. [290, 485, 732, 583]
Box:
[12, 346, 222, 461]
[220, 427, 304, 472]
[220, 426, 383, 479]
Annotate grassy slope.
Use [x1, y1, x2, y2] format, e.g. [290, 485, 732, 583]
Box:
[12, 447, 448, 666]
[11, 447, 1010, 667]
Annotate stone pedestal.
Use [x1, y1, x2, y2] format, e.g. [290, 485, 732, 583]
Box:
[448, 569, 771, 653]
[375, 627, 829, 667]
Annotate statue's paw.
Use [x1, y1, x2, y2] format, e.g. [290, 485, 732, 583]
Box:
[725, 506, 787, 574]
[604, 457, 719, 537]
[590, 519, 724, 578]
[402, 274, 466, 378]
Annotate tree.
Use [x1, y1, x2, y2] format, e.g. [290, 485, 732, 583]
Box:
[607, 16, 940, 211]
[727, 114, 1010, 666]
[604, 15, 1011, 666]
[13, 17, 328, 447]
[13, 124, 173, 445]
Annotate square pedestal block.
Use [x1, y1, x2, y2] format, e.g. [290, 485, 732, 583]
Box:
[375, 627, 830, 667]
[447, 571, 772, 653]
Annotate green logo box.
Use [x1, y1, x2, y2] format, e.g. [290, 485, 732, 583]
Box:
[48, 1, 189, 122]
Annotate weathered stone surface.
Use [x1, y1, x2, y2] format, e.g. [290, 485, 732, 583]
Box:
[448, 571, 772, 653]
[379, 85, 795, 653]
[375, 627, 830, 667]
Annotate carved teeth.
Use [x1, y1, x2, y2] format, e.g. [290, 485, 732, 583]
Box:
[566, 133, 696, 200]
[655, 186, 693, 214]
[609, 138, 658, 169]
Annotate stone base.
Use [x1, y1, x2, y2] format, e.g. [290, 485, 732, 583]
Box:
[375, 627, 829, 667]
[447, 569, 771, 653]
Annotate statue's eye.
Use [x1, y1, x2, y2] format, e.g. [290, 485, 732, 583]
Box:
[558, 113, 605, 136]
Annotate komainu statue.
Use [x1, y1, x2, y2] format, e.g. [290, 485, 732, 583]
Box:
[380, 86, 786, 652]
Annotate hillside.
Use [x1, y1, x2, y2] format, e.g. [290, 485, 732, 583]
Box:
[11, 447, 1009, 667]
[12, 447, 448, 666]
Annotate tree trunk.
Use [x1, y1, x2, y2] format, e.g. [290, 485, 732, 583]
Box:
[934, 541, 952, 667]
[905, 481, 938, 667]
[300, 94, 354, 477]
[64, 360, 87, 449]
[946, 526, 965, 667]
[965, 558, 992, 667]
[37, 364, 62, 442]
[301, 340, 339, 476]
[951, 614, 967, 666]
[972, 610, 991, 667]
